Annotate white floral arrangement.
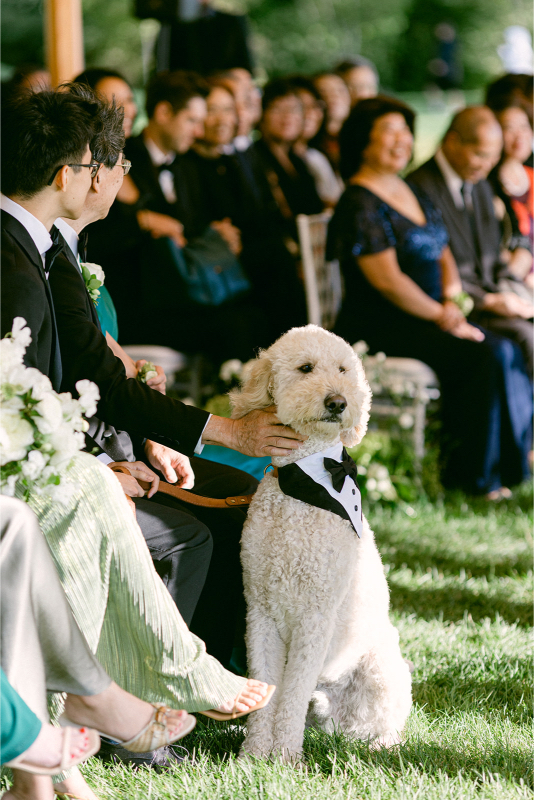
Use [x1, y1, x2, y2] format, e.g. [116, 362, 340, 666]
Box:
[80, 262, 105, 305]
[0, 318, 99, 503]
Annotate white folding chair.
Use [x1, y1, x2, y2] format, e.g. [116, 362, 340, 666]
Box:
[297, 211, 343, 330]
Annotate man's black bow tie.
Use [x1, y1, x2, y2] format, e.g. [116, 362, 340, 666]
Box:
[324, 448, 359, 493]
[45, 226, 65, 275]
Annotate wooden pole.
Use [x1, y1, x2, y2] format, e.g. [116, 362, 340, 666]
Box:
[45, 0, 85, 88]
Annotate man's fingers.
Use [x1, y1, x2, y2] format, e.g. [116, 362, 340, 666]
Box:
[268, 447, 293, 457]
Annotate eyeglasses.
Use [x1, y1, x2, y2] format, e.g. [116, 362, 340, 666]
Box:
[118, 159, 132, 175]
[46, 162, 101, 185]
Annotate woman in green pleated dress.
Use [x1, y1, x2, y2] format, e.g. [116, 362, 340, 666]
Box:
[14, 452, 271, 800]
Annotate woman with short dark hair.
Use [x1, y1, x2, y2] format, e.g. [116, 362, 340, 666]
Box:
[328, 96, 532, 498]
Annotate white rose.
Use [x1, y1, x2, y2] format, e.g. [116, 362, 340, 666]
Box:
[352, 341, 369, 355]
[0, 338, 24, 378]
[34, 394, 63, 435]
[21, 448, 48, 480]
[219, 359, 243, 383]
[11, 317, 32, 349]
[0, 409, 34, 465]
[0, 395, 25, 413]
[7, 364, 51, 396]
[48, 426, 84, 466]
[1, 473, 19, 496]
[75, 380, 100, 418]
[375, 351, 387, 363]
[81, 262, 105, 284]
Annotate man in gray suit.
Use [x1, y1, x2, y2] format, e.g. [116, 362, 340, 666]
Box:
[408, 106, 533, 374]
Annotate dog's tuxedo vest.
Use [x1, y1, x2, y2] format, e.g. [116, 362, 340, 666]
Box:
[277, 443, 363, 537]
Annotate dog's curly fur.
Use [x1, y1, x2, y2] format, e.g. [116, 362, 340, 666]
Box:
[230, 326, 412, 760]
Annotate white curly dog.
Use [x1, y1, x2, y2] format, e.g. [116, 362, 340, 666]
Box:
[230, 325, 412, 761]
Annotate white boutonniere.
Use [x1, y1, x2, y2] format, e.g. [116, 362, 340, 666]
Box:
[80, 262, 105, 305]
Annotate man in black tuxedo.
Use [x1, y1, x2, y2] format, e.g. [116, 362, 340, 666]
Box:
[408, 106, 533, 374]
[1, 90, 101, 390]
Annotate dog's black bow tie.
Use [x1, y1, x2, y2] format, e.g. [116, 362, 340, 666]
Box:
[324, 448, 358, 493]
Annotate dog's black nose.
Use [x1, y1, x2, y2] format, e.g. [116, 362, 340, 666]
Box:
[324, 394, 347, 414]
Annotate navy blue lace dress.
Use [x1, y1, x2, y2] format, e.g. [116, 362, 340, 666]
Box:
[327, 184, 532, 494]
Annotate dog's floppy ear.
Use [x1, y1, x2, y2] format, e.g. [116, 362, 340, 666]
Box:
[229, 352, 273, 418]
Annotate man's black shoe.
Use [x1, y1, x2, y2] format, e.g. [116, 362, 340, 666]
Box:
[95, 736, 189, 771]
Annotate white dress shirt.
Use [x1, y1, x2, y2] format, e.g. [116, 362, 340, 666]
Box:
[54, 218, 80, 264]
[294, 441, 363, 537]
[1, 194, 53, 269]
[144, 136, 177, 204]
[434, 149, 465, 209]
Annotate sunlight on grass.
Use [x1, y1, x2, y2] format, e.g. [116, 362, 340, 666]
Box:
[2, 489, 531, 799]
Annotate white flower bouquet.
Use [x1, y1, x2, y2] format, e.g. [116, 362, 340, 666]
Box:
[0, 318, 99, 503]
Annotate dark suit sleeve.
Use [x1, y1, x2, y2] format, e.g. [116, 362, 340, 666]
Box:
[48, 253, 209, 456]
[407, 163, 489, 307]
[1, 230, 49, 373]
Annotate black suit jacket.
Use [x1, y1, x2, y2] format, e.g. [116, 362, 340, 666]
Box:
[124, 136, 208, 240]
[407, 157, 509, 306]
[48, 237, 209, 457]
[0, 210, 62, 390]
[57, 236, 138, 462]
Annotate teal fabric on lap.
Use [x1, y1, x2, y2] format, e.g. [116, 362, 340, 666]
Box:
[1, 668, 42, 764]
[96, 286, 119, 340]
[198, 445, 271, 481]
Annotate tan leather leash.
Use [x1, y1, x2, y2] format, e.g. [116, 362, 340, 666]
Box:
[108, 463, 288, 509]
[155, 482, 254, 508]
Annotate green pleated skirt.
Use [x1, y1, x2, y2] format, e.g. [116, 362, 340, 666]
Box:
[17, 452, 246, 713]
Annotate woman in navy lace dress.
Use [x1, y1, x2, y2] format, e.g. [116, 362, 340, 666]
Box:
[328, 96, 532, 497]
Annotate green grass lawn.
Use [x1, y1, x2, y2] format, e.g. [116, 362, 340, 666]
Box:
[72, 486, 533, 799]
[2, 487, 531, 799]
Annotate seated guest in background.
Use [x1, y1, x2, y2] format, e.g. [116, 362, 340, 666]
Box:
[328, 96, 532, 499]
[188, 77, 313, 340]
[1, 497, 195, 799]
[310, 71, 351, 174]
[486, 97, 533, 290]
[335, 56, 379, 107]
[289, 75, 343, 206]
[485, 72, 534, 168]
[73, 67, 187, 344]
[252, 77, 324, 328]
[213, 67, 262, 151]
[253, 77, 324, 220]
[2, 63, 52, 102]
[408, 106, 533, 375]
[121, 70, 267, 362]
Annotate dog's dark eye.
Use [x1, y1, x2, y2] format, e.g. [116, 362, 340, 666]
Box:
[298, 364, 314, 374]
[339, 366, 346, 373]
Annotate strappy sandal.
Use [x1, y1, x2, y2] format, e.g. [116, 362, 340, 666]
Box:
[4, 726, 100, 775]
[199, 684, 276, 721]
[59, 703, 196, 753]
